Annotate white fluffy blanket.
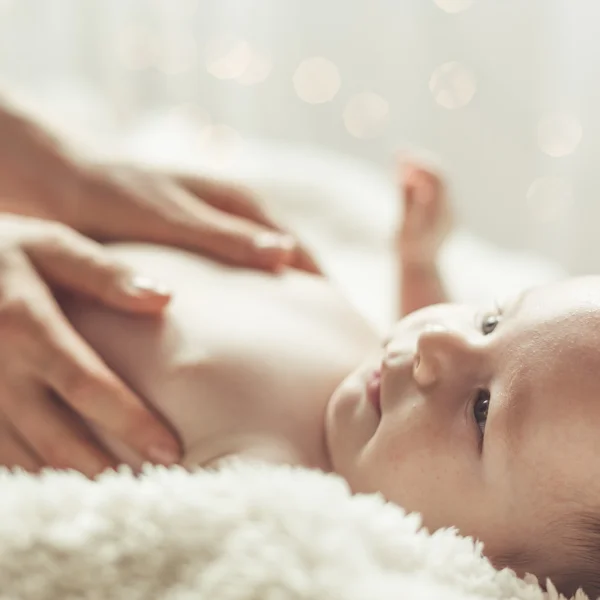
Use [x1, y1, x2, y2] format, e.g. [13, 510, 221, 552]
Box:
[0, 462, 566, 600]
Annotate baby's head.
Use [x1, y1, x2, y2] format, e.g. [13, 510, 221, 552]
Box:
[326, 276, 600, 598]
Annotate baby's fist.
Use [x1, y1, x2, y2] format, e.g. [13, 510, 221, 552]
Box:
[397, 159, 453, 266]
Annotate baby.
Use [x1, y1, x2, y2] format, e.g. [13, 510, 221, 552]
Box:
[64, 161, 600, 599]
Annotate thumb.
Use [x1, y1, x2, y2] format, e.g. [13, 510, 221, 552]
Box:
[27, 224, 171, 314]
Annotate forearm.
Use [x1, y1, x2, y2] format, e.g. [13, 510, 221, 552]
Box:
[0, 91, 81, 222]
[398, 260, 449, 318]
[0, 92, 73, 164]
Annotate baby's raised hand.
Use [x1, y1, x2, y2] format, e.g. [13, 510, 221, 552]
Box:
[397, 158, 453, 266]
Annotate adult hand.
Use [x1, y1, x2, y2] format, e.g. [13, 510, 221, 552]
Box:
[71, 163, 322, 274]
[0, 214, 181, 476]
[0, 99, 321, 274]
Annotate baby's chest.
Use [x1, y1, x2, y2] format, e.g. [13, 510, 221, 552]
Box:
[151, 298, 362, 446]
[152, 289, 368, 456]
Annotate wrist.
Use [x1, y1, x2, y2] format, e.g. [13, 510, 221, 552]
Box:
[60, 159, 103, 233]
[398, 242, 438, 269]
[0, 99, 86, 226]
[401, 261, 438, 275]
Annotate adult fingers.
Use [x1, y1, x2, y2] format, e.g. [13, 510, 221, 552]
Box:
[174, 175, 275, 227]
[26, 223, 171, 314]
[290, 245, 323, 275]
[0, 381, 115, 478]
[0, 420, 41, 472]
[9, 269, 181, 467]
[139, 189, 298, 272]
[175, 175, 323, 275]
[34, 323, 181, 465]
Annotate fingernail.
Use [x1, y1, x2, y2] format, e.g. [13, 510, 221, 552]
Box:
[147, 443, 179, 466]
[254, 232, 296, 253]
[126, 275, 171, 298]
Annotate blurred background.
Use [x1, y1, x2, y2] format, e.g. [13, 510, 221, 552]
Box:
[0, 0, 597, 283]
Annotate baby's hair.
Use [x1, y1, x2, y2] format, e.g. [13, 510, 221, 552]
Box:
[550, 511, 600, 599]
[494, 512, 600, 599]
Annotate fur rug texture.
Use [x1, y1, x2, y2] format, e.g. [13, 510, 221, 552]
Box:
[0, 461, 580, 600]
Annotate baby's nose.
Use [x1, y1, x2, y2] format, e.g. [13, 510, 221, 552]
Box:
[415, 322, 482, 388]
[382, 339, 413, 368]
[382, 338, 437, 387]
[418, 323, 468, 354]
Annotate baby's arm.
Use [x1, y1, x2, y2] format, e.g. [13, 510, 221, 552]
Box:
[396, 160, 453, 316]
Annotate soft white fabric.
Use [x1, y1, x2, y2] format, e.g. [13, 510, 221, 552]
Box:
[0, 462, 563, 600]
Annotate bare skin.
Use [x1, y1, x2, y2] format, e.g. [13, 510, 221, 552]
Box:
[0, 92, 321, 473]
[396, 161, 451, 315]
[328, 277, 600, 583]
[62, 160, 600, 587]
[64, 243, 377, 470]
[62, 159, 446, 470]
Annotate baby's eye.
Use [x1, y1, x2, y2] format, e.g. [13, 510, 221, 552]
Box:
[473, 389, 490, 436]
[481, 314, 500, 335]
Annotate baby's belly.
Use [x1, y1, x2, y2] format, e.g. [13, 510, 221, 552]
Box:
[62, 244, 378, 467]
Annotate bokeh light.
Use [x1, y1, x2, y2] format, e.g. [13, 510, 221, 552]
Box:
[206, 35, 253, 80]
[429, 61, 477, 109]
[293, 57, 341, 104]
[537, 112, 582, 157]
[526, 176, 573, 223]
[343, 92, 389, 139]
[156, 34, 197, 75]
[116, 26, 155, 70]
[433, 0, 474, 13]
[237, 49, 273, 86]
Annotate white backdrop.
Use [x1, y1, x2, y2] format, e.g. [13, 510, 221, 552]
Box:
[0, 0, 598, 274]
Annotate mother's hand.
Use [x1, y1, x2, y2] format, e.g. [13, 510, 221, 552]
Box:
[0, 97, 320, 274]
[0, 214, 181, 476]
[70, 163, 322, 274]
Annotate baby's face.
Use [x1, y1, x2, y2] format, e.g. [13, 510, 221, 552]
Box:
[326, 276, 600, 564]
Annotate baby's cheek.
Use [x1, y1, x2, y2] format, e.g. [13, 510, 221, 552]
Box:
[360, 423, 471, 527]
[373, 406, 448, 470]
